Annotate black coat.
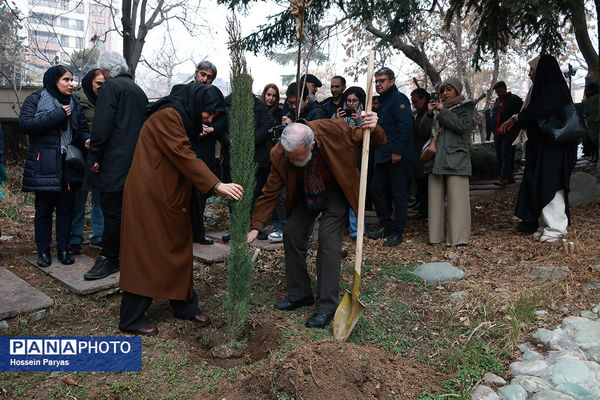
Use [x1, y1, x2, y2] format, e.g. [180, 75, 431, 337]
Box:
[19, 90, 90, 191]
[320, 97, 342, 118]
[190, 112, 228, 173]
[285, 99, 327, 121]
[87, 73, 148, 192]
[515, 83, 577, 223]
[492, 93, 523, 135]
[410, 111, 428, 178]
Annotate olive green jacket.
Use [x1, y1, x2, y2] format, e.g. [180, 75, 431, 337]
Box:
[74, 87, 96, 132]
[419, 100, 475, 176]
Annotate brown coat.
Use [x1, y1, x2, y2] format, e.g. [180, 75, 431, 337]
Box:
[250, 118, 386, 231]
[119, 107, 220, 300]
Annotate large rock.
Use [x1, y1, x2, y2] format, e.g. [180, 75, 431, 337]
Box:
[498, 384, 527, 400]
[530, 391, 575, 399]
[471, 385, 501, 400]
[551, 357, 592, 385]
[509, 360, 551, 378]
[0, 267, 54, 319]
[555, 383, 597, 400]
[483, 372, 506, 386]
[562, 317, 600, 349]
[412, 262, 464, 286]
[511, 375, 553, 393]
[531, 266, 569, 279]
[569, 172, 597, 207]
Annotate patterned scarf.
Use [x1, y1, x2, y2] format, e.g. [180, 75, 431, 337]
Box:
[36, 89, 74, 153]
[304, 149, 326, 210]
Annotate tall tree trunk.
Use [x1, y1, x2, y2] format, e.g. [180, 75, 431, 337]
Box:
[569, 0, 599, 82]
[453, 13, 473, 99]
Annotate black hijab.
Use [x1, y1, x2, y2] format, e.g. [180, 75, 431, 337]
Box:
[146, 82, 226, 140]
[82, 68, 100, 105]
[530, 55, 572, 107]
[43, 65, 72, 105]
[340, 86, 366, 110]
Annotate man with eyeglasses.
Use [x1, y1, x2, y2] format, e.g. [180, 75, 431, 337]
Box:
[282, 82, 327, 123]
[247, 114, 386, 328]
[367, 67, 413, 247]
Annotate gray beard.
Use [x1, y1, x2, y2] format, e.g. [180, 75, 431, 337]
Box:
[293, 152, 312, 167]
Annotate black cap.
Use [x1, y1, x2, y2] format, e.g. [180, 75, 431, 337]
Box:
[299, 74, 322, 87]
[493, 81, 507, 90]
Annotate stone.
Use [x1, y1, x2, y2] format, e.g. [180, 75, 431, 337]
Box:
[568, 172, 597, 207]
[533, 328, 555, 344]
[450, 291, 469, 300]
[585, 283, 600, 289]
[29, 309, 46, 321]
[24, 254, 119, 295]
[547, 349, 587, 363]
[523, 350, 545, 361]
[471, 385, 501, 400]
[412, 262, 465, 286]
[551, 357, 592, 385]
[498, 384, 527, 400]
[518, 343, 534, 353]
[535, 310, 549, 318]
[0, 320, 8, 331]
[549, 328, 581, 351]
[530, 266, 570, 279]
[587, 346, 600, 362]
[555, 383, 597, 400]
[483, 372, 506, 386]
[580, 311, 598, 319]
[509, 360, 551, 378]
[511, 375, 553, 393]
[594, 265, 600, 273]
[562, 317, 600, 349]
[192, 242, 230, 263]
[592, 302, 600, 314]
[0, 267, 54, 319]
[530, 391, 576, 399]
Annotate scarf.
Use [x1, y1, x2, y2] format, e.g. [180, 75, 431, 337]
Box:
[81, 68, 100, 105]
[432, 94, 467, 136]
[304, 148, 327, 210]
[513, 56, 541, 146]
[36, 89, 74, 154]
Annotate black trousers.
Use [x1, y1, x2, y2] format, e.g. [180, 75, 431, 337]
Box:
[415, 175, 429, 216]
[494, 134, 517, 181]
[119, 290, 201, 332]
[190, 188, 206, 241]
[370, 160, 410, 236]
[99, 191, 123, 262]
[34, 186, 76, 253]
[252, 164, 271, 214]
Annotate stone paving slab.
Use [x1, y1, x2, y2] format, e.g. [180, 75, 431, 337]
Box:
[0, 267, 54, 320]
[193, 242, 230, 263]
[24, 254, 119, 295]
[206, 231, 284, 252]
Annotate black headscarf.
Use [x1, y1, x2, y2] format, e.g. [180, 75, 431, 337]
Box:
[82, 68, 100, 105]
[530, 55, 572, 107]
[146, 82, 226, 140]
[340, 86, 366, 110]
[43, 65, 72, 105]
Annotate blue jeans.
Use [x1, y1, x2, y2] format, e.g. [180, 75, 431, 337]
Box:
[348, 209, 365, 237]
[69, 187, 103, 245]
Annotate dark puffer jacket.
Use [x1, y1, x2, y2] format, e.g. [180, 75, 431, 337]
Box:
[19, 91, 90, 192]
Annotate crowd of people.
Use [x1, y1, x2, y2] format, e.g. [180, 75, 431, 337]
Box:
[15, 51, 592, 333]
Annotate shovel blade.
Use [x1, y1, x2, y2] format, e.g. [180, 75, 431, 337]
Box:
[332, 289, 366, 341]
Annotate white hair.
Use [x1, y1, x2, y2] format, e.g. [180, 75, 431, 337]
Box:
[98, 51, 129, 77]
[280, 123, 314, 152]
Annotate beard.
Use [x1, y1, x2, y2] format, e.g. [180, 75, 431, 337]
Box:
[292, 151, 312, 167]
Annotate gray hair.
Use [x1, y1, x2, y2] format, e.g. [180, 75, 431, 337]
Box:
[98, 51, 129, 77]
[196, 60, 217, 79]
[281, 123, 314, 152]
[375, 67, 395, 81]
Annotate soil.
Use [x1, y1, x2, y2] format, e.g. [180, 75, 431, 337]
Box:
[205, 339, 441, 400]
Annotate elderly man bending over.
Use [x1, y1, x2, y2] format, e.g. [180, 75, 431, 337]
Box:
[247, 113, 386, 328]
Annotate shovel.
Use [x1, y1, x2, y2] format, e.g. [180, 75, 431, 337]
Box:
[333, 50, 375, 342]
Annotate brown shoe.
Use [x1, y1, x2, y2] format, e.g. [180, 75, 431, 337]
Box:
[135, 324, 158, 336]
[190, 313, 211, 327]
[493, 179, 507, 186]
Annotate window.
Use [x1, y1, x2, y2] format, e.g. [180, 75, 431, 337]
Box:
[90, 4, 105, 17]
[60, 35, 70, 47]
[32, 30, 59, 44]
[76, 19, 83, 30]
[30, 12, 54, 24]
[60, 17, 69, 28]
[75, 37, 84, 49]
[91, 21, 105, 34]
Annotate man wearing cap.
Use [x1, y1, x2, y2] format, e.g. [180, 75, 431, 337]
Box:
[299, 74, 322, 101]
[367, 67, 413, 247]
[491, 81, 523, 186]
[247, 114, 386, 329]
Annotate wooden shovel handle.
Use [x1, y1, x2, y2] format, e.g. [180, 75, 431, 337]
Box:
[354, 50, 375, 282]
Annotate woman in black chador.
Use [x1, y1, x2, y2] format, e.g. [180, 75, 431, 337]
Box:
[501, 55, 577, 242]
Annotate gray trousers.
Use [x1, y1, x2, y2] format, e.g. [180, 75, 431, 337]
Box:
[283, 188, 348, 314]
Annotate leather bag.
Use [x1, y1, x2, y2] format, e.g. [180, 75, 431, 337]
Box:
[420, 137, 437, 162]
[65, 144, 86, 171]
[539, 103, 588, 143]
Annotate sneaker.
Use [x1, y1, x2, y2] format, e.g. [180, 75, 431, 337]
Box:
[268, 230, 283, 242]
[540, 235, 559, 243]
[84, 256, 119, 280]
[257, 231, 268, 240]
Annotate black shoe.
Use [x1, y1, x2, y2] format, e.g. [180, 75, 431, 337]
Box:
[84, 256, 119, 280]
[57, 249, 75, 265]
[194, 237, 214, 245]
[305, 313, 334, 328]
[517, 221, 538, 234]
[257, 231, 268, 240]
[383, 234, 403, 247]
[68, 244, 82, 255]
[274, 296, 315, 311]
[368, 227, 388, 240]
[222, 232, 230, 243]
[408, 211, 425, 220]
[351, 236, 357, 242]
[37, 251, 51, 268]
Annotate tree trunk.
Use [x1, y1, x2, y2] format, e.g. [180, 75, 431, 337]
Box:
[569, 0, 599, 82]
[453, 13, 473, 99]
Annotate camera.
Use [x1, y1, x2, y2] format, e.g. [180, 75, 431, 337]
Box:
[430, 92, 440, 103]
[268, 123, 288, 143]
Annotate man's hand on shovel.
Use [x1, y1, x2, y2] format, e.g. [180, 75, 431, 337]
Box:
[361, 111, 378, 129]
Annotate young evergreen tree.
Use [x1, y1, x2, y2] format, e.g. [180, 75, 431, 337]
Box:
[224, 12, 256, 345]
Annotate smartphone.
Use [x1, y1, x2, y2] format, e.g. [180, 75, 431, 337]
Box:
[430, 92, 440, 102]
[343, 108, 356, 115]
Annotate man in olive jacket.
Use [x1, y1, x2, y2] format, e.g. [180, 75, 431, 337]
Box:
[247, 113, 386, 329]
[85, 52, 148, 280]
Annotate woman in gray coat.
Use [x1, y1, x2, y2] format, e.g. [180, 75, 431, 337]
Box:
[420, 77, 474, 246]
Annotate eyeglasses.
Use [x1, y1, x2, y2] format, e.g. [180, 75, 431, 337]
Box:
[375, 78, 389, 84]
[346, 99, 359, 103]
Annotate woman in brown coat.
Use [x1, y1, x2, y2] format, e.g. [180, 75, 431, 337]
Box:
[118, 83, 243, 336]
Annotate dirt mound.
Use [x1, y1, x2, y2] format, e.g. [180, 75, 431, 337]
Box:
[208, 339, 441, 399]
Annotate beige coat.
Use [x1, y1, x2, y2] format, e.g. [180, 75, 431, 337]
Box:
[119, 107, 220, 300]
